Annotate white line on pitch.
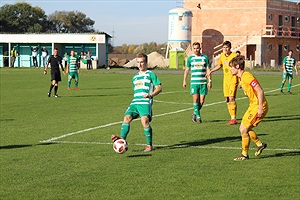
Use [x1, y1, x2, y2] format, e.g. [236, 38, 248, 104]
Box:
[44, 140, 300, 152]
[40, 84, 299, 143]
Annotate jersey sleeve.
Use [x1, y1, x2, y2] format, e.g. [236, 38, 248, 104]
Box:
[150, 72, 161, 86]
[246, 73, 259, 89]
[47, 56, 52, 64]
[186, 56, 192, 68]
[282, 57, 287, 65]
[204, 54, 210, 67]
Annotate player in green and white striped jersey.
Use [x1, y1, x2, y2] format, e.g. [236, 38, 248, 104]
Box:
[183, 42, 212, 123]
[280, 50, 298, 94]
[66, 50, 80, 90]
[111, 53, 162, 152]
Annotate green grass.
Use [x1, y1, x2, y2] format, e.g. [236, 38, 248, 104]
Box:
[0, 68, 299, 199]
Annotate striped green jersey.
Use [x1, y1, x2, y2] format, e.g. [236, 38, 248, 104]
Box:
[67, 56, 78, 73]
[186, 54, 210, 85]
[283, 56, 296, 74]
[131, 70, 161, 105]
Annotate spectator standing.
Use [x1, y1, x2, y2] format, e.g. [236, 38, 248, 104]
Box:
[86, 50, 93, 70]
[41, 47, 49, 68]
[280, 50, 298, 94]
[183, 42, 212, 124]
[63, 52, 69, 68]
[79, 51, 85, 69]
[31, 46, 39, 67]
[10, 47, 18, 67]
[44, 48, 65, 98]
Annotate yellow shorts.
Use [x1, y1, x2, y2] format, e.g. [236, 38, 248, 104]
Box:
[223, 80, 238, 97]
[242, 102, 268, 128]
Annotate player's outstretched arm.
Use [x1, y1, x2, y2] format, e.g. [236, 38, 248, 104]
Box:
[206, 64, 221, 77]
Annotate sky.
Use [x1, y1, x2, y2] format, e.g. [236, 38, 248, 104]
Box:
[1, 0, 181, 46]
[2, 0, 299, 46]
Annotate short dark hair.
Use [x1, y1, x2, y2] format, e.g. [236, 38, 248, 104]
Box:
[192, 42, 201, 47]
[223, 41, 232, 48]
[136, 53, 148, 63]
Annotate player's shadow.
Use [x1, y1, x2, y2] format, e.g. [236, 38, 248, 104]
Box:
[0, 142, 55, 150]
[206, 119, 238, 123]
[63, 93, 132, 98]
[265, 93, 283, 97]
[155, 135, 268, 150]
[0, 118, 15, 122]
[127, 154, 152, 158]
[80, 87, 125, 91]
[259, 151, 300, 159]
[263, 114, 300, 122]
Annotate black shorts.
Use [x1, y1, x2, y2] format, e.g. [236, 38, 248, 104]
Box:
[51, 70, 62, 82]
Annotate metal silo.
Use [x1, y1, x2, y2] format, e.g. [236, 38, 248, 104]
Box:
[166, 7, 192, 68]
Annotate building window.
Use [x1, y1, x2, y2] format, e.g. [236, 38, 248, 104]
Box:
[297, 17, 300, 23]
[268, 14, 272, 20]
[268, 44, 273, 51]
[283, 45, 289, 51]
[296, 45, 300, 51]
[285, 16, 290, 22]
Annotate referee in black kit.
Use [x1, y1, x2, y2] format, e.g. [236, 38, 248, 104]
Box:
[44, 48, 65, 97]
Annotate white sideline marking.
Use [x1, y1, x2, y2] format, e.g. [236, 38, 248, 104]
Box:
[44, 140, 300, 152]
[40, 84, 300, 143]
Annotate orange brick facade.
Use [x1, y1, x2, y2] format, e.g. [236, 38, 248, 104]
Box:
[184, 0, 300, 67]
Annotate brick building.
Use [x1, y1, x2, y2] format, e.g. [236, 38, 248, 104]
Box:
[184, 0, 300, 67]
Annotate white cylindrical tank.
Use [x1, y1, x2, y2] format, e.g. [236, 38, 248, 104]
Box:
[168, 8, 193, 43]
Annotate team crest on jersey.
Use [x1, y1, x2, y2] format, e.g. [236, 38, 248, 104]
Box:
[195, 64, 202, 68]
[248, 114, 253, 120]
[225, 68, 229, 73]
[135, 80, 143, 88]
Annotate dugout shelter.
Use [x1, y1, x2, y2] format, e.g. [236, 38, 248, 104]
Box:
[0, 33, 112, 68]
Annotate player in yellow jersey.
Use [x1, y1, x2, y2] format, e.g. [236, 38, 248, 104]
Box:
[206, 41, 238, 125]
[229, 56, 268, 160]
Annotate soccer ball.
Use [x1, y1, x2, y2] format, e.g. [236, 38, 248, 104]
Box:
[113, 138, 128, 154]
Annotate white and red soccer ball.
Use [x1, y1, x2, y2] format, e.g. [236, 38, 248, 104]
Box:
[113, 138, 128, 154]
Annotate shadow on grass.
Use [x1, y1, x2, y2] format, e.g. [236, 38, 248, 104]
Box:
[127, 154, 152, 158]
[265, 93, 284, 97]
[263, 114, 300, 122]
[209, 114, 299, 123]
[0, 118, 15, 122]
[0, 142, 56, 150]
[155, 135, 268, 150]
[259, 151, 300, 159]
[62, 93, 132, 98]
[80, 87, 125, 91]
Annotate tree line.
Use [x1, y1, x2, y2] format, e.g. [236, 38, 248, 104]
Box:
[0, 2, 167, 55]
[0, 2, 94, 33]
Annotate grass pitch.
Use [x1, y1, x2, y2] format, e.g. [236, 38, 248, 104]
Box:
[0, 68, 299, 199]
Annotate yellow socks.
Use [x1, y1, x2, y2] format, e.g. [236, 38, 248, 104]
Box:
[249, 130, 262, 147]
[227, 102, 237, 119]
[241, 134, 250, 156]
